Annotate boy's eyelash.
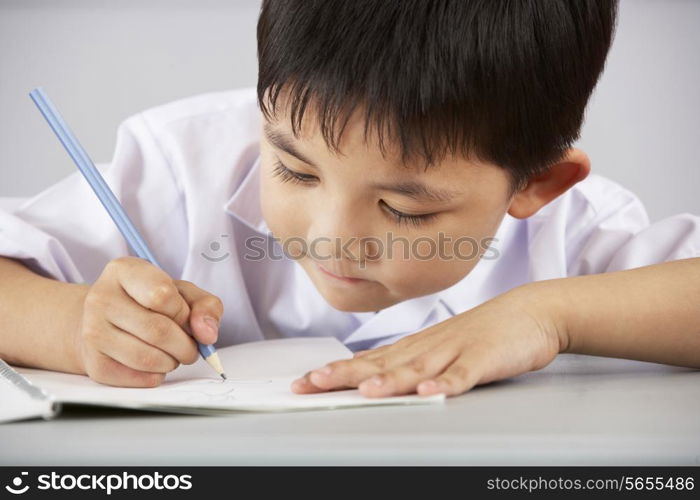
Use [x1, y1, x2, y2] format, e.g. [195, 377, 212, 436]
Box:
[271, 161, 317, 184]
[380, 201, 437, 227]
[271, 159, 436, 227]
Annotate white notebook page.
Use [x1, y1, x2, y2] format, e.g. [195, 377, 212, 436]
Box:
[12, 337, 444, 414]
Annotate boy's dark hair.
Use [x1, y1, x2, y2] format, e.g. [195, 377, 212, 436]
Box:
[257, 0, 618, 195]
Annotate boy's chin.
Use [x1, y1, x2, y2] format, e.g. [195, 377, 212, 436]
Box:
[319, 288, 398, 313]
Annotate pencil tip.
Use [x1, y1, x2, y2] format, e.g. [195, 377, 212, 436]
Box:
[220, 373, 227, 381]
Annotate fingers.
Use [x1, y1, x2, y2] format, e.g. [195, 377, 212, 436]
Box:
[292, 350, 481, 398]
[88, 322, 180, 373]
[419, 359, 482, 397]
[79, 257, 227, 388]
[301, 334, 428, 388]
[307, 356, 394, 390]
[357, 348, 459, 397]
[291, 345, 391, 393]
[291, 342, 416, 394]
[83, 350, 167, 388]
[174, 280, 224, 345]
[293, 290, 558, 399]
[291, 372, 353, 394]
[290, 331, 488, 398]
[98, 258, 224, 360]
[107, 257, 191, 326]
[95, 287, 199, 365]
[291, 359, 377, 394]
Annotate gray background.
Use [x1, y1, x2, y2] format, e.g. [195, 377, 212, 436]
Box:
[1, 0, 698, 222]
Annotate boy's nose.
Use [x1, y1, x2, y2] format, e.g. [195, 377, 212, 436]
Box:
[307, 218, 380, 264]
[308, 233, 365, 263]
[306, 196, 387, 263]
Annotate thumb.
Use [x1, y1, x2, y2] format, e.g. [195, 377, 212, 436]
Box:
[173, 280, 224, 345]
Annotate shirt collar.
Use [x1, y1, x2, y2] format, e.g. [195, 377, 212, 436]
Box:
[340, 291, 443, 346]
[223, 155, 272, 236]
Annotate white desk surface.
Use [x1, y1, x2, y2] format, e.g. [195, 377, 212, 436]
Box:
[2, 354, 699, 466]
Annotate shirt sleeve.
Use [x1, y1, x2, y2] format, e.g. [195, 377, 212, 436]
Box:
[0, 112, 188, 284]
[567, 178, 700, 275]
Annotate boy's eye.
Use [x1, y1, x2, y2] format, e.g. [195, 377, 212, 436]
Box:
[380, 201, 437, 228]
[272, 160, 436, 228]
[271, 161, 318, 184]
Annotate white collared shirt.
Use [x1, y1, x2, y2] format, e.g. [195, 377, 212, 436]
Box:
[1, 88, 698, 351]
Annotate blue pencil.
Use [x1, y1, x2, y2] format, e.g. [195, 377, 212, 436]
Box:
[29, 87, 226, 380]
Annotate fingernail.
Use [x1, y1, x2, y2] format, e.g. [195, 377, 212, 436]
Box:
[203, 316, 219, 338]
[368, 375, 384, 387]
[418, 380, 437, 393]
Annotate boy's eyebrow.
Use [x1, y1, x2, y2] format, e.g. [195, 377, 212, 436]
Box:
[263, 124, 317, 167]
[264, 124, 460, 202]
[370, 180, 459, 203]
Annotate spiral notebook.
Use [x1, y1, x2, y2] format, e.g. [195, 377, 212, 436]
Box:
[0, 337, 444, 423]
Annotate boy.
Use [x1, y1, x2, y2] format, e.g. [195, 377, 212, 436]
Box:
[0, 0, 698, 398]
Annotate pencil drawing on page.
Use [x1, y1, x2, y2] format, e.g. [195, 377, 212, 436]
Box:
[161, 377, 273, 404]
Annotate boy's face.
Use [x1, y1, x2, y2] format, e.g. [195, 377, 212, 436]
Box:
[259, 104, 515, 312]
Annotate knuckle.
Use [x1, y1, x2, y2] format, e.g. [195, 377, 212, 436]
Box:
[145, 283, 176, 310]
[106, 256, 133, 273]
[206, 295, 224, 315]
[145, 316, 171, 344]
[194, 294, 223, 317]
[173, 301, 191, 326]
[407, 357, 427, 375]
[332, 360, 369, 385]
[137, 351, 163, 372]
[212, 295, 225, 314]
[448, 364, 471, 381]
[330, 359, 353, 375]
[176, 279, 196, 294]
[369, 356, 387, 370]
[437, 367, 473, 395]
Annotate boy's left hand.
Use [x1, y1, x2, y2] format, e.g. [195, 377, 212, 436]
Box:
[291, 285, 567, 398]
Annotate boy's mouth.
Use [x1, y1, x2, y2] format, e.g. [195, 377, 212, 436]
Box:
[316, 262, 369, 284]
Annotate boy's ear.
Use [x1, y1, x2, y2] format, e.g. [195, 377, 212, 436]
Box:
[507, 148, 591, 219]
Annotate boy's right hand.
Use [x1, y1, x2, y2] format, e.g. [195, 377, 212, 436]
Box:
[73, 256, 224, 388]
